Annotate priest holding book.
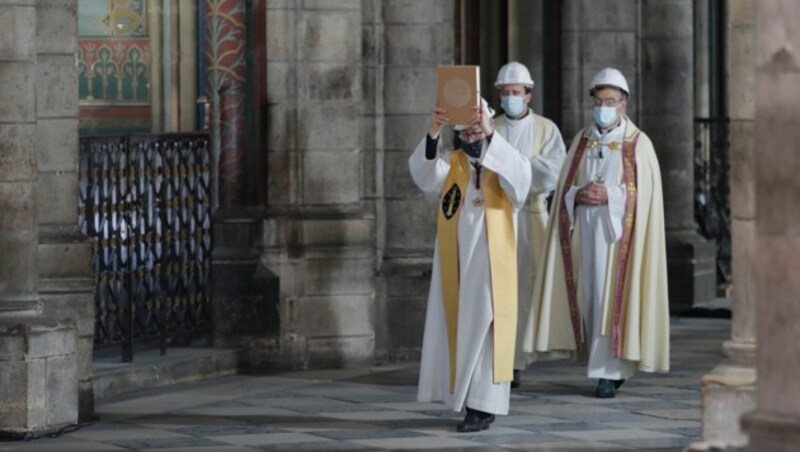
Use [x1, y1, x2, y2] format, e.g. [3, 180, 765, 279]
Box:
[410, 97, 531, 432]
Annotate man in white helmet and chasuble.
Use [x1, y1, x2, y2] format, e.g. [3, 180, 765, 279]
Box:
[523, 67, 669, 398]
[492, 62, 566, 388]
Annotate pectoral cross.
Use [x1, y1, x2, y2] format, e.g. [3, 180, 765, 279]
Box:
[471, 161, 483, 207]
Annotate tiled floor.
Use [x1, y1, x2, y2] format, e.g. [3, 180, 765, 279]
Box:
[0, 317, 729, 451]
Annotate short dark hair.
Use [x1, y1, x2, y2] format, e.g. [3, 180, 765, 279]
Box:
[590, 85, 628, 100]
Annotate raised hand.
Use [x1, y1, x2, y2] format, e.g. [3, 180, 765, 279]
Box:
[466, 102, 494, 137]
[428, 107, 450, 139]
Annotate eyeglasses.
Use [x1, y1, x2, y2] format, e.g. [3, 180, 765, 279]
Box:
[592, 97, 623, 107]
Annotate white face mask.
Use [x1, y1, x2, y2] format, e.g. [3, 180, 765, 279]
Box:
[500, 96, 527, 118]
[593, 106, 618, 128]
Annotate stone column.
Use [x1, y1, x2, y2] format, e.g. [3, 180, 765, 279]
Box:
[0, 0, 79, 436]
[694, 0, 758, 448]
[508, 0, 545, 114]
[362, 0, 387, 357]
[0, 0, 40, 319]
[254, 0, 376, 369]
[739, 1, 800, 450]
[178, 0, 197, 132]
[205, 0, 247, 208]
[376, 0, 454, 362]
[694, 0, 710, 120]
[148, 0, 163, 133]
[560, 0, 639, 140]
[640, 0, 717, 310]
[205, 1, 271, 364]
[35, 0, 94, 422]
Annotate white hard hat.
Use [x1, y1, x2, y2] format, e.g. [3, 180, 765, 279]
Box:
[494, 61, 534, 88]
[454, 98, 495, 131]
[589, 67, 629, 96]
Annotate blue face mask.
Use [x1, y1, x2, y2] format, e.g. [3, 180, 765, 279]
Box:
[461, 139, 483, 158]
[593, 106, 618, 128]
[500, 96, 527, 118]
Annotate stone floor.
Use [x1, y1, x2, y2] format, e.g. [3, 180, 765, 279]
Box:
[0, 317, 729, 451]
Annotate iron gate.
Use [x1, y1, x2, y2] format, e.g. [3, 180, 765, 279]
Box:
[694, 117, 731, 286]
[78, 133, 213, 361]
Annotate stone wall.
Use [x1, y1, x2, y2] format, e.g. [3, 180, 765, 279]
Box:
[0, 0, 83, 435]
[740, 1, 800, 448]
[250, 0, 455, 367]
[258, 0, 376, 369]
[696, 0, 757, 447]
[35, 0, 95, 421]
[560, 0, 640, 141]
[375, 0, 454, 362]
[0, 324, 78, 436]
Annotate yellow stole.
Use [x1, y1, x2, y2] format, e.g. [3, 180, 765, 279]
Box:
[436, 150, 518, 392]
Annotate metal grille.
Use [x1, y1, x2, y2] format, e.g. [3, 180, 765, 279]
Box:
[79, 134, 213, 361]
[694, 118, 731, 286]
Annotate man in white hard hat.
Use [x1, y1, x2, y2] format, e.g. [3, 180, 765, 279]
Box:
[492, 61, 566, 389]
[523, 67, 669, 398]
[410, 99, 531, 431]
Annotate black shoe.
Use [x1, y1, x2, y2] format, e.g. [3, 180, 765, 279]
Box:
[456, 407, 496, 432]
[595, 378, 624, 398]
[511, 369, 521, 389]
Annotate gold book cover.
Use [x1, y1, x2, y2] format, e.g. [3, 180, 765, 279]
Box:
[437, 65, 480, 125]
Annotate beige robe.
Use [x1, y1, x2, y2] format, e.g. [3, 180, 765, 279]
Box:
[494, 112, 566, 369]
[523, 118, 669, 373]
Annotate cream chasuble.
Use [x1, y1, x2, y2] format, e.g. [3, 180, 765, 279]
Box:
[523, 118, 669, 374]
[494, 111, 566, 369]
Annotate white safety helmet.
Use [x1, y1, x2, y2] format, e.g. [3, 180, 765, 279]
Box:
[589, 67, 629, 96]
[494, 61, 534, 88]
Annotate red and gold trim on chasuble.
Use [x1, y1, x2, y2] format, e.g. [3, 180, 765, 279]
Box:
[557, 131, 640, 355]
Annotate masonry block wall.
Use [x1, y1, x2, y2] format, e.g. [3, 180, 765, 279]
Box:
[376, 0, 454, 361]
[261, 0, 376, 369]
[560, 0, 640, 141]
[35, 0, 95, 421]
[0, 0, 84, 435]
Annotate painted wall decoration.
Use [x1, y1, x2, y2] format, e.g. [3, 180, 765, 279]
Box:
[204, 0, 247, 207]
[79, 39, 150, 102]
[78, 0, 148, 37]
[78, 0, 151, 136]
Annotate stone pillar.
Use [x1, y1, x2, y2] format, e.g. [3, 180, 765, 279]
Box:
[739, 1, 800, 450]
[256, 0, 376, 369]
[376, 0, 454, 362]
[0, 0, 80, 436]
[560, 0, 639, 140]
[0, 0, 40, 319]
[694, 0, 758, 448]
[205, 1, 270, 365]
[178, 0, 197, 132]
[362, 0, 387, 358]
[640, 0, 716, 310]
[694, 0, 710, 120]
[148, 0, 163, 133]
[205, 0, 247, 208]
[508, 0, 545, 114]
[0, 324, 78, 437]
[35, 0, 94, 422]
